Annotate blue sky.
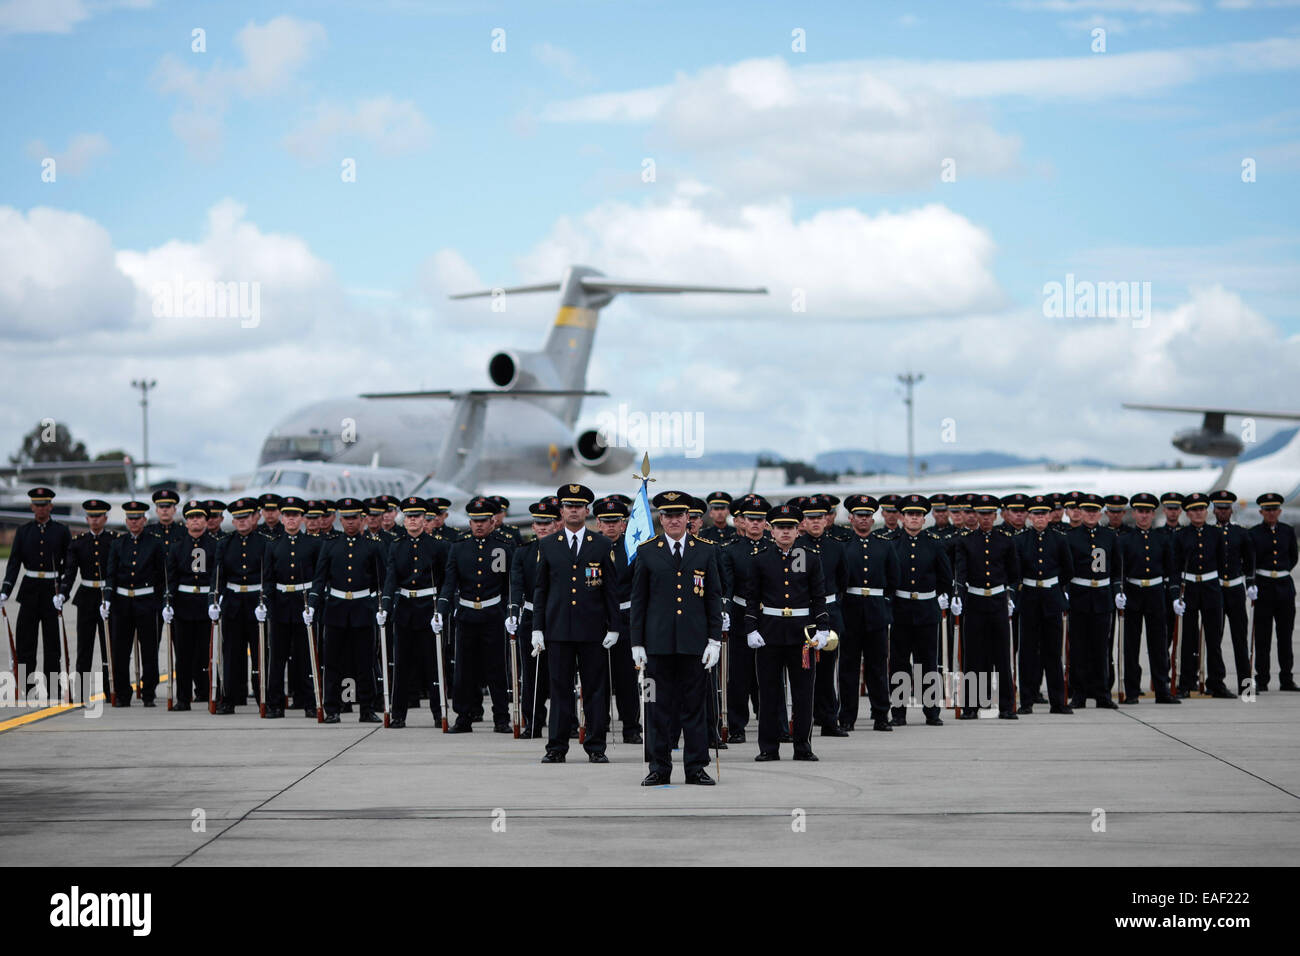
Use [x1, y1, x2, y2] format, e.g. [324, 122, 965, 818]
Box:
[2, 0, 1299, 479]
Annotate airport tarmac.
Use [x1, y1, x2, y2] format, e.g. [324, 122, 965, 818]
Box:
[3, 605, 1298, 867]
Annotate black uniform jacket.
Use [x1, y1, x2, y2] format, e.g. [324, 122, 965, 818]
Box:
[630, 533, 722, 656]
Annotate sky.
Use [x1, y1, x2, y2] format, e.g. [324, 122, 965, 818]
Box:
[2, 0, 1299, 483]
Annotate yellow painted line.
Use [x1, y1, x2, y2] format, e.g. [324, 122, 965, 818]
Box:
[552, 306, 596, 329]
[0, 674, 172, 735]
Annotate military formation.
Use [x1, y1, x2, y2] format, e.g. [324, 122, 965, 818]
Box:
[2, 483, 1297, 786]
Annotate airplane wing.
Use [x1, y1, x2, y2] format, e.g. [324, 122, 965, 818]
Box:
[577, 278, 767, 295]
[358, 388, 608, 399]
[1122, 403, 1300, 420]
[448, 282, 561, 299]
[0, 459, 168, 479]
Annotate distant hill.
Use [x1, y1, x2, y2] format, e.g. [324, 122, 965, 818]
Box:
[647, 448, 1114, 473]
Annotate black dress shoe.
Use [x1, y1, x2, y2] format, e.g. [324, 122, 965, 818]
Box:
[820, 725, 849, 737]
[1178, 689, 1191, 699]
[194, 695, 208, 703]
[1210, 687, 1237, 699]
[112, 701, 130, 707]
[324, 713, 341, 723]
[569, 727, 580, 739]
[685, 770, 715, 785]
[541, 752, 565, 763]
[926, 715, 944, 726]
[1095, 698, 1118, 710]
[1017, 704, 1033, 715]
[1034, 693, 1048, 705]
[142, 699, 156, 708]
[892, 715, 907, 727]
[448, 721, 472, 733]
[1120, 695, 1140, 704]
[1154, 695, 1182, 704]
[754, 751, 780, 762]
[792, 750, 819, 761]
[519, 728, 534, 739]
[841, 722, 855, 732]
[1049, 705, 1074, 714]
[359, 711, 382, 723]
[173, 701, 191, 712]
[588, 752, 609, 763]
[641, 770, 670, 786]
[266, 707, 285, 719]
[388, 717, 406, 728]
[998, 711, 1018, 720]
[304, 709, 316, 718]
[873, 718, 893, 732]
[215, 702, 234, 715]
[728, 730, 747, 744]
[778, 730, 793, 743]
[1280, 683, 1300, 692]
[1069, 699, 1086, 709]
[623, 732, 643, 744]
[493, 721, 512, 733]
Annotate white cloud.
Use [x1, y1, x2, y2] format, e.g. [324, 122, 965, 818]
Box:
[1011, 0, 1199, 11]
[1218, 0, 1300, 8]
[0, 0, 151, 36]
[533, 42, 594, 86]
[24, 132, 110, 176]
[283, 96, 433, 161]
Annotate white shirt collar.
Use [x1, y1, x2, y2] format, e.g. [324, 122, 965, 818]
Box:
[665, 532, 686, 549]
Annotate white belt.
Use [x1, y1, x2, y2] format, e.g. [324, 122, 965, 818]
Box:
[1221, 576, 1245, 588]
[81, 579, 106, 588]
[762, 606, 810, 617]
[965, 585, 1005, 597]
[1183, 571, 1217, 583]
[824, 594, 837, 603]
[330, 588, 372, 600]
[1071, 577, 1110, 587]
[619, 600, 631, 610]
[399, 587, 436, 598]
[1125, 577, 1164, 588]
[523, 600, 534, 611]
[26, 570, 58, 579]
[227, 583, 262, 593]
[846, 586, 886, 597]
[114, 586, 154, 597]
[731, 596, 747, 607]
[458, 594, 501, 609]
[895, 590, 937, 600]
[1258, 569, 1290, 579]
[276, 582, 310, 593]
[1021, 577, 1058, 588]
[178, 584, 210, 593]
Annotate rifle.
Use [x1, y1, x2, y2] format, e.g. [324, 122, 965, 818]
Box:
[510, 630, 521, 738]
[164, 554, 174, 711]
[719, 631, 729, 743]
[209, 550, 222, 714]
[435, 614, 451, 732]
[304, 592, 323, 722]
[3, 605, 17, 692]
[374, 554, 391, 727]
[257, 554, 268, 718]
[1116, 608, 1125, 703]
[575, 668, 586, 745]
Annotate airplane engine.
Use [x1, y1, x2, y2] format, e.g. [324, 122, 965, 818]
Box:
[1172, 427, 1244, 459]
[572, 428, 635, 475]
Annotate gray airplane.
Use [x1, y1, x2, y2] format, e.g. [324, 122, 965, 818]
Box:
[257, 265, 766, 499]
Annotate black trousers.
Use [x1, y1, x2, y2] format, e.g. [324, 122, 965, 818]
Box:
[520, 643, 550, 733]
[1254, 584, 1295, 688]
[963, 601, 1015, 713]
[609, 635, 641, 733]
[889, 617, 941, 720]
[647, 652, 709, 776]
[1221, 585, 1251, 692]
[110, 601, 159, 704]
[725, 629, 761, 731]
[268, 618, 314, 709]
[323, 624, 376, 715]
[170, 618, 209, 705]
[73, 604, 113, 703]
[1119, 589, 1171, 699]
[15, 589, 60, 695]
[839, 610, 889, 723]
[221, 612, 262, 707]
[452, 617, 510, 725]
[546, 640, 608, 756]
[1019, 598, 1066, 708]
[812, 644, 840, 727]
[1180, 601, 1228, 692]
[392, 623, 442, 721]
[1068, 608, 1113, 704]
[756, 643, 814, 755]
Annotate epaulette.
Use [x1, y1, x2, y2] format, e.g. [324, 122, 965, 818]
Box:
[691, 533, 714, 546]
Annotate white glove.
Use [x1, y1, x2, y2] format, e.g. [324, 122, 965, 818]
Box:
[0, 592, 7, 607]
[632, 645, 647, 668]
[950, 597, 964, 617]
[602, 630, 618, 649]
[1114, 593, 1127, 611]
[1173, 598, 1186, 616]
[531, 630, 545, 652]
[702, 639, 721, 669]
[1007, 598, 1015, 617]
[505, 614, 518, 635]
[208, 604, 220, 622]
[938, 593, 950, 611]
[813, 629, 830, 650]
[721, 611, 731, 632]
[432, 612, 443, 634]
[302, 607, 314, 626]
[100, 602, 111, 621]
[375, 610, 387, 627]
[747, 630, 765, 649]
[1247, 585, 1258, 601]
[254, 605, 268, 623]
[53, 593, 65, 612]
[161, 605, 174, 624]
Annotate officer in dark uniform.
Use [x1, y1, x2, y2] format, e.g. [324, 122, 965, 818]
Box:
[878, 494, 902, 535]
[1156, 491, 1183, 659]
[1, 487, 71, 697]
[594, 496, 642, 743]
[929, 494, 953, 536]
[320, 500, 338, 536]
[379, 495, 400, 536]
[104, 500, 166, 706]
[263, 496, 320, 717]
[838, 494, 899, 731]
[822, 494, 851, 542]
[305, 497, 386, 722]
[1249, 493, 1297, 691]
[744, 502, 830, 760]
[257, 493, 285, 539]
[1211, 490, 1256, 695]
[510, 499, 560, 737]
[888, 494, 951, 727]
[632, 490, 723, 785]
[1173, 492, 1234, 698]
[718, 494, 769, 743]
[797, 494, 848, 736]
[58, 499, 115, 702]
[952, 494, 1020, 719]
[424, 498, 452, 540]
[1064, 494, 1122, 708]
[146, 488, 184, 551]
[1015, 495, 1073, 714]
[488, 496, 523, 548]
[533, 484, 619, 762]
[1104, 494, 1129, 535]
[437, 496, 513, 733]
[380, 497, 450, 728]
[210, 498, 271, 714]
[204, 500, 226, 539]
[164, 500, 219, 710]
[1117, 493, 1180, 705]
[699, 491, 735, 544]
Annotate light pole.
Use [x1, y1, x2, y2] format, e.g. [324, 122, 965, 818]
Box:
[897, 372, 923, 483]
[131, 379, 156, 493]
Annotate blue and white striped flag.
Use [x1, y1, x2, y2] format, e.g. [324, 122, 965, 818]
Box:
[625, 479, 654, 564]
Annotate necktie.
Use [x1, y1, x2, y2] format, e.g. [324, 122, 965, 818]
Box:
[571, 533, 579, 559]
[673, 541, 682, 566]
